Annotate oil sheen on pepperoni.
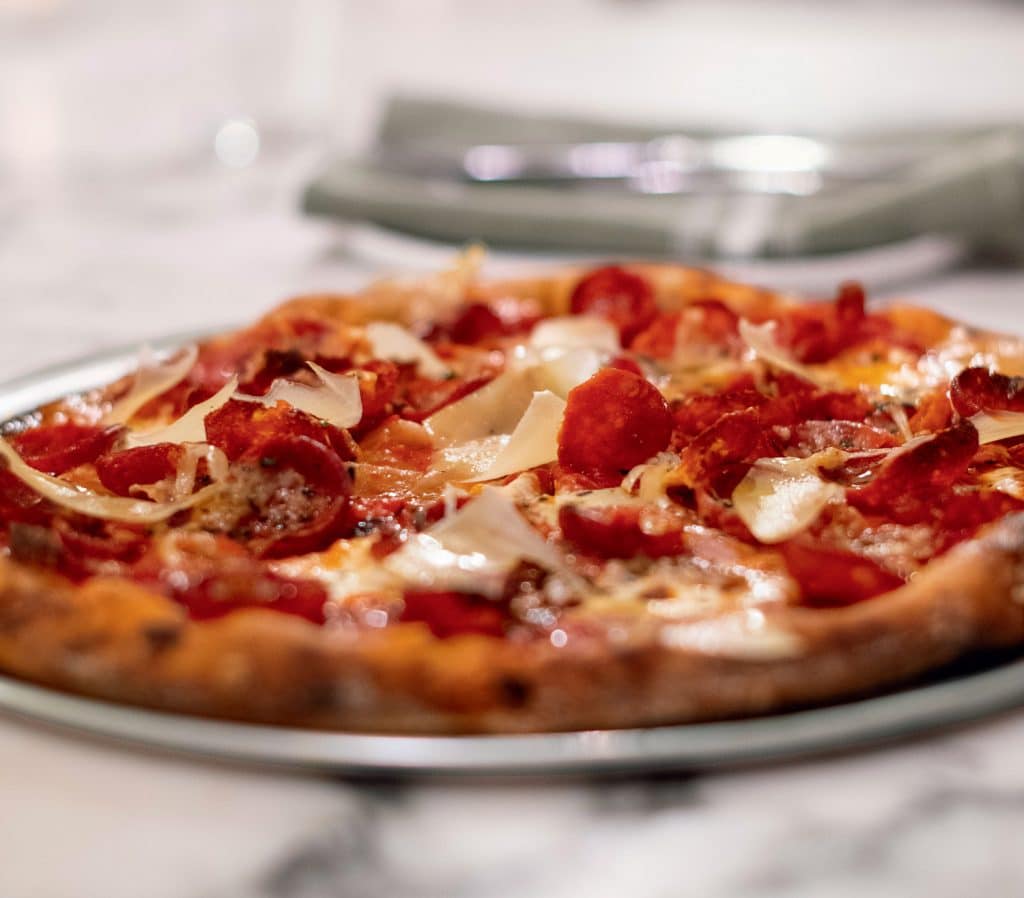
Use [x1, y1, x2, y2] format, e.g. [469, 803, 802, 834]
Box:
[557, 368, 673, 481]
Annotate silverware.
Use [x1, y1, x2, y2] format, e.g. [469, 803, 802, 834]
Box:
[379, 134, 942, 196]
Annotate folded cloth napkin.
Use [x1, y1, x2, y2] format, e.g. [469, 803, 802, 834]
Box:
[303, 95, 1024, 259]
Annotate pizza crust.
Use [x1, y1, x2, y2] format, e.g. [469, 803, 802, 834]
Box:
[1, 512, 1022, 734]
[2, 263, 1024, 733]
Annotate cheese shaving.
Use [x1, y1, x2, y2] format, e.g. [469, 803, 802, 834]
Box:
[0, 438, 221, 524]
[464, 391, 565, 483]
[528, 316, 620, 360]
[738, 318, 823, 386]
[731, 451, 845, 544]
[384, 486, 579, 598]
[248, 365, 362, 429]
[425, 350, 600, 448]
[104, 345, 199, 425]
[970, 410, 1024, 445]
[124, 377, 238, 449]
[365, 321, 451, 379]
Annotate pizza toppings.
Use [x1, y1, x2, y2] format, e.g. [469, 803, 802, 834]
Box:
[364, 321, 451, 379]
[778, 540, 904, 606]
[463, 390, 565, 483]
[738, 318, 824, 386]
[11, 422, 120, 475]
[529, 316, 620, 359]
[384, 487, 576, 598]
[731, 452, 845, 544]
[569, 265, 657, 343]
[0, 437, 223, 524]
[104, 345, 199, 425]
[950, 366, 1024, 416]
[4, 260, 1024, 639]
[557, 368, 674, 484]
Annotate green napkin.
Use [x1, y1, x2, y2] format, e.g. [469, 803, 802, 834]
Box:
[303, 96, 1024, 259]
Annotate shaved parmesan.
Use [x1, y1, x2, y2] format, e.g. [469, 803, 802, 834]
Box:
[970, 410, 1024, 445]
[425, 350, 601, 448]
[249, 364, 362, 429]
[525, 347, 604, 398]
[529, 316, 620, 359]
[365, 321, 450, 378]
[732, 452, 844, 544]
[425, 371, 531, 446]
[124, 377, 238, 449]
[104, 345, 198, 425]
[738, 318, 824, 386]
[0, 438, 220, 524]
[464, 391, 565, 483]
[384, 486, 578, 597]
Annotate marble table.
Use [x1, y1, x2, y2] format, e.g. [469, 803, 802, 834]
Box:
[3, 2, 1024, 895]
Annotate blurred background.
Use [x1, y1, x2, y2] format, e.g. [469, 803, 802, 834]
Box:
[2, 0, 1024, 371]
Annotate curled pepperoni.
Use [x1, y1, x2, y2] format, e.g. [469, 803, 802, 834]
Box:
[559, 504, 686, 559]
[950, 367, 1024, 417]
[237, 348, 307, 396]
[95, 443, 182, 496]
[205, 399, 354, 462]
[674, 410, 781, 497]
[558, 368, 673, 481]
[774, 281, 909, 364]
[239, 434, 352, 559]
[779, 540, 904, 606]
[400, 590, 507, 638]
[846, 422, 979, 524]
[632, 299, 740, 358]
[11, 423, 120, 475]
[671, 375, 766, 443]
[569, 266, 657, 343]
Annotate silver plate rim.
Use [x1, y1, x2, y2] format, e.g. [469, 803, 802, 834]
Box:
[1, 335, 1023, 777]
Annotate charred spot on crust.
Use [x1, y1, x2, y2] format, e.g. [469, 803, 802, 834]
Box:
[142, 622, 182, 653]
[498, 676, 531, 708]
[9, 523, 61, 569]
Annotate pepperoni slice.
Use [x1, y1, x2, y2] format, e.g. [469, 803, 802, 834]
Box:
[11, 423, 120, 475]
[238, 434, 353, 558]
[846, 421, 979, 524]
[569, 266, 657, 343]
[773, 281, 907, 364]
[674, 409, 781, 497]
[779, 540, 904, 606]
[205, 399, 354, 462]
[950, 367, 1024, 417]
[95, 443, 183, 497]
[630, 300, 739, 358]
[559, 504, 686, 559]
[558, 368, 673, 480]
[400, 590, 507, 638]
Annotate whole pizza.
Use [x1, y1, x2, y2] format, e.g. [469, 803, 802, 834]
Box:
[3, 254, 1024, 733]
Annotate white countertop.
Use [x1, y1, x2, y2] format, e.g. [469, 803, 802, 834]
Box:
[3, 2, 1024, 895]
